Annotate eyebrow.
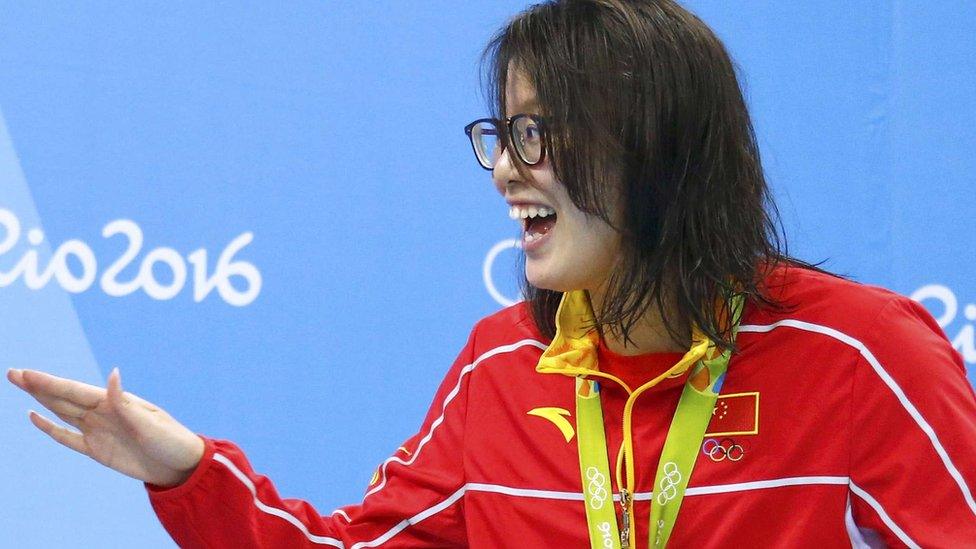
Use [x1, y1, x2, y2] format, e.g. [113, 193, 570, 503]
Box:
[508, 99, 541, 116]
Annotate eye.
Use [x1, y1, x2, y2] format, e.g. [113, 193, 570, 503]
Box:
[518, 120, 542, 145]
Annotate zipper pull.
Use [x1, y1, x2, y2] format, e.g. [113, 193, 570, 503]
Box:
[619, 488, 632, 549]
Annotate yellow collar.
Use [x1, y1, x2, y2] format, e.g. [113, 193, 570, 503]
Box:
[535, 290, 711, 384]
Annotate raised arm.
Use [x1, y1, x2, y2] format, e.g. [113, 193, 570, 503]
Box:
[8, 324, 479, 548]
[6, 367, 204, 488]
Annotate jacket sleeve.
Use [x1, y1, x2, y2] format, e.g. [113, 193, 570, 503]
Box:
[146, 327, 480, 549]
[848, 296, 976, 547]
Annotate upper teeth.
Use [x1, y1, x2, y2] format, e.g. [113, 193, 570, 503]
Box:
[509, 205, 556, 220]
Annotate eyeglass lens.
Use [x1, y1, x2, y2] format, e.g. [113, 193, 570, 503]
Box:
[471, 122, 502, 169]
[469, 117, 542, 169]
[512, 116, 542, 165]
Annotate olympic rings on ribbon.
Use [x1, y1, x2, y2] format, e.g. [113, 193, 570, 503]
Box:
[701, 438, 745, 462]
[656, 461, 682, 505]
[585, 466, 610, 509]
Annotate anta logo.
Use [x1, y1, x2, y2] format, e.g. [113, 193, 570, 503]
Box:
[527, 407, 575, 442]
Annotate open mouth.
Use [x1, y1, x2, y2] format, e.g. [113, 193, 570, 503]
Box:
[509, 204, 557, 244]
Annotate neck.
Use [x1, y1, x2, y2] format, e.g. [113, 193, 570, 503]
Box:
[586, 286, 689, 356]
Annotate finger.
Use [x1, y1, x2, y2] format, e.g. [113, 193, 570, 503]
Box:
[52, 409, 85, 430]
[106, 367, 126, 409]
[106, 368, 141, 422]
[20, 370, 104, 408]
[7, 368, 26, 390]
[7, 368, 27, 391]
[104, 368, 161, 437]
[28, 410, 90, 456]
[9, 370, 96, 419]
[28, 393, 92, 420]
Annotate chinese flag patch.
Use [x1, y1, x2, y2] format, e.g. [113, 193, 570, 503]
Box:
[705, 392, 759, 436]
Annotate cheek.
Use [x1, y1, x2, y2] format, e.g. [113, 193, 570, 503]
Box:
[575, 216, 620, 252]
[561, 217, 621, 274]
[583, 231, 621, 272]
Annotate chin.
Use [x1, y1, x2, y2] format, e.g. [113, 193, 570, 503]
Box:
[525, 267, 557, 292]
[525, 263, 581, 293]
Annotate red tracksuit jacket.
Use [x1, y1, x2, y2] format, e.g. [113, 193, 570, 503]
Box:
[148, 266, 976, 547]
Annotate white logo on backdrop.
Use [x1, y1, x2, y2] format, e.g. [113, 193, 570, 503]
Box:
[0, 208, 261, 306]
[912, 284, 976, 365]
[483, 238, 522, 307]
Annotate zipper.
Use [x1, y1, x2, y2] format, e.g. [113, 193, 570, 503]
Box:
[605, 376, 634, 549]
[619, 488, 632, 549]
[618, 382, 635, 549]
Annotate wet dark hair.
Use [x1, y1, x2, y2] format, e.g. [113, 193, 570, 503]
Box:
[483, 0, 829, 350]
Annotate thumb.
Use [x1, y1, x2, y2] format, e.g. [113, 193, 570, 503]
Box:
[106, 367, 129, 410]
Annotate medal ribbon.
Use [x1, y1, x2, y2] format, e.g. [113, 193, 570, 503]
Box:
[537, 290, 742, 549]
[576, 377, 622, 549]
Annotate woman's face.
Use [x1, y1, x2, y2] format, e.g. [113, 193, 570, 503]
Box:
[492, 70, 622, 295]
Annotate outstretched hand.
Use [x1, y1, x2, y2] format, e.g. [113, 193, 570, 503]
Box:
[6, 368, 204, 488]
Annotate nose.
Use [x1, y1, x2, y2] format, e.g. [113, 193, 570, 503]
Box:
[491, 145, 519, 197]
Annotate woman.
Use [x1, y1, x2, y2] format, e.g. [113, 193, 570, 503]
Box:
[8, 1, 976, 547]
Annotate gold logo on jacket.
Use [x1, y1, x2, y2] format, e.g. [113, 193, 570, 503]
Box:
[527, 407, 575, 442]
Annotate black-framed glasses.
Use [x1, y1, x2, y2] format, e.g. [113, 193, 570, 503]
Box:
[463, 114, 547, 170]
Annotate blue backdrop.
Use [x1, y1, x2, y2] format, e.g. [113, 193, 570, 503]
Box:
[1, 2, 973, 547]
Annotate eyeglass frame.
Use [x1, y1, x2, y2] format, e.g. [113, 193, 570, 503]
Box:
[463, 114, 548, 171]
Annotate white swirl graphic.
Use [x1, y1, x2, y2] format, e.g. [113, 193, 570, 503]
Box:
[912, 284, 976, 364]
[482, 238, 522, 307]
[0, 208, 261, 306]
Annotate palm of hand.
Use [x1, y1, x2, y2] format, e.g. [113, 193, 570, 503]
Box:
[6, 368, 204, 488]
